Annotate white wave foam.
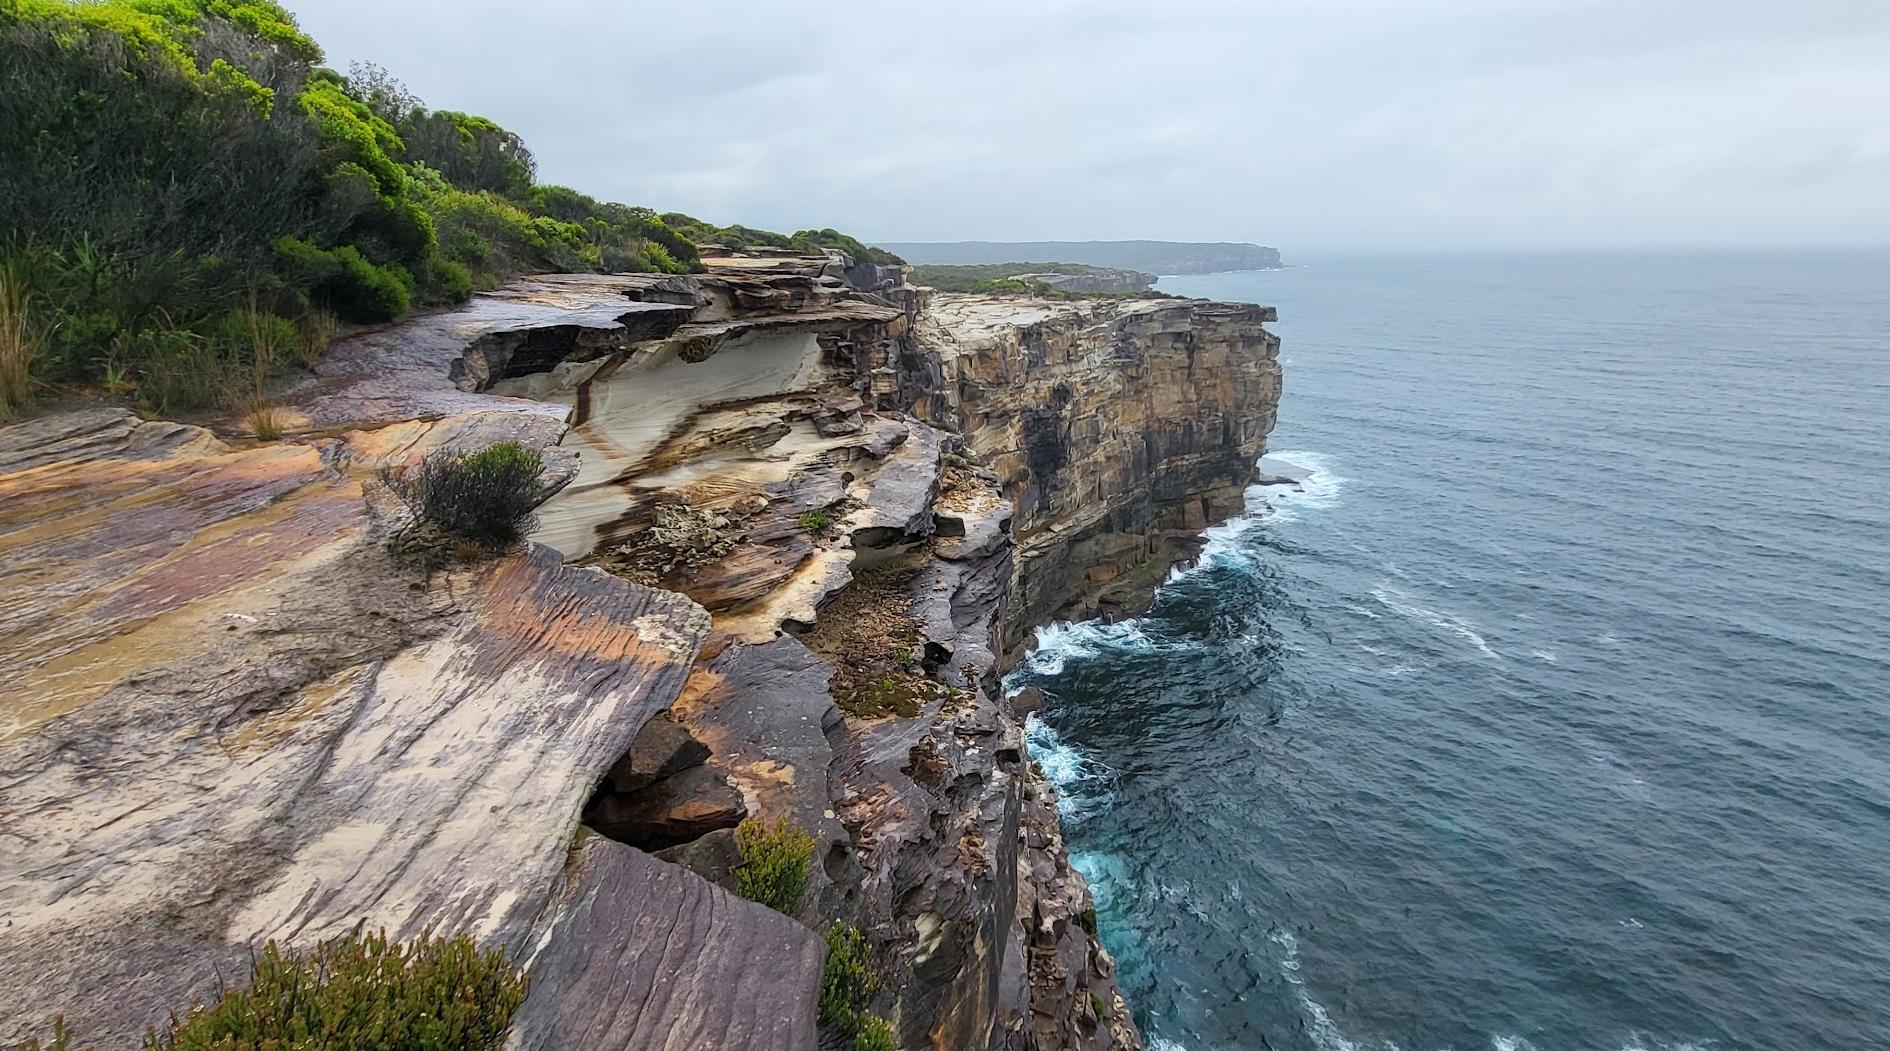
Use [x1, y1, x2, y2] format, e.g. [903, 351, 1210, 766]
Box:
[1371, 583, 1499, 659]
[1532, 649, 1559, 663]
[1024, 714, 1116, 823]
[1251, 449, 1347, 523]
[1269, 930, 1366, 1051]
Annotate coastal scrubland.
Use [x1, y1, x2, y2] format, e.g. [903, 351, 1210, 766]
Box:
[0, 0, 896, 415]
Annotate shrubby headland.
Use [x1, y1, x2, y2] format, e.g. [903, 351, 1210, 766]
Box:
[0, 0, 893, 417]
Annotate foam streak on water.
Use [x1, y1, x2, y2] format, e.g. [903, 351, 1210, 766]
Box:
[1005, 252, 1890, 1051]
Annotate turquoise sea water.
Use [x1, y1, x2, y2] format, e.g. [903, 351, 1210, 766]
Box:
[1004, 252, 1890, 1051]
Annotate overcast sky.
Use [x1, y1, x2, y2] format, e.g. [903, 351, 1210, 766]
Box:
[292, 0, 1890, 254]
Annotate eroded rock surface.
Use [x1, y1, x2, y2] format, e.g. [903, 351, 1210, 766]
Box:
[1, 246, 1277, 1051]
[0, 409, 772, 1048]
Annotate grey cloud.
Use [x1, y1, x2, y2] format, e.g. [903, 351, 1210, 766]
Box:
[291, 0, 1890, 252]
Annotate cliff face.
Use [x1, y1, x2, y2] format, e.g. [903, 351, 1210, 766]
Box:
[911, 294, 1280, 656]
[1004, 268, 1156, 294]
[0, 252, 1277, 1051]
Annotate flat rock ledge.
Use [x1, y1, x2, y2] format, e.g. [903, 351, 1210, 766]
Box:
[0, 408, 817, 1049]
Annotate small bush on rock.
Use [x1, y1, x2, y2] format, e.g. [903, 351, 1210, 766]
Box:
[797, 508, 831, 537]
[733, 818, 813, 916]
[17, 931, 526, 1051]
[821, 922, 897, 1051]
[146, 929, 526, 1050]
[384, 441, 544, 548]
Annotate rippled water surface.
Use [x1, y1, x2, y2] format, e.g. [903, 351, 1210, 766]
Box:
[1005, 252, 1890, 1051]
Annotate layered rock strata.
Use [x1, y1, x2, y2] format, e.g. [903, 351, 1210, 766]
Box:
[1004, 268, 1156, 294]
[0, 248, 1277, 1051]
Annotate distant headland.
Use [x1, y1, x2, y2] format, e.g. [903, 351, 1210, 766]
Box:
[878, 239, 1283, 275]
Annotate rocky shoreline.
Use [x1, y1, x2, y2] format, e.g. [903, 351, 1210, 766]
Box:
[0, 249, 1278, 1050]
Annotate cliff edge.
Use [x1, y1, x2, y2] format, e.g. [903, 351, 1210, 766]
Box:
[0, 251, 1278, 1050]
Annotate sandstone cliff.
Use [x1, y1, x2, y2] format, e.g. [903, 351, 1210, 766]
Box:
[0, 250, 1278, 1050]
[1003, 269, 1156, 294]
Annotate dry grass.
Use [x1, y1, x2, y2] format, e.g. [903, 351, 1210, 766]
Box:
[0, 268, 39, 418]
[295, 309, 338, 370]
[239, 397, 289, 441]
[238, 295, 286, 392]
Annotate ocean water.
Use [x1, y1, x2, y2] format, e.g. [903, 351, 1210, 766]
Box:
[1004, 252, 1890, 1051]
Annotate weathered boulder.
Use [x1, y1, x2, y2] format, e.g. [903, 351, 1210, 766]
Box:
[604, 711, 713, 793]
[587, 763, 749, 850]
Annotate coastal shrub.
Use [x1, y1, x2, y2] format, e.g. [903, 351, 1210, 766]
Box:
[16, 931, 525, 1051]
[789, 228, 905, 266]
[820, 922, 897, 1051]
[383, 441, 545, 548]
[404, 109, 535, 198]
[273, 237, 413, 322]
[146, 929, 527, 1050]
[0, 0, 885, 400]
[733, 818, 814, 915]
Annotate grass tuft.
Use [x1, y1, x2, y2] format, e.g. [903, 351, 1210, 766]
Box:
[797, 508, 832, 537]
[240, 399, 288, 441]
[0, 268, 40, 418]
[293, 310, 339, 370]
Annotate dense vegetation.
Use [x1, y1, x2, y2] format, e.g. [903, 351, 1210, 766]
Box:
[0, 0, 893, 416]
[909, 262, 1171, 300]
[659, 217, 904, 266]
[907, 262, 1113, 291]
[17, 930, 526, 1050]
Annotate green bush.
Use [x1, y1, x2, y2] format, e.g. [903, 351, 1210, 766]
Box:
[820, 922, 897, 1051]
[854, 1016, 897, 1051]
[733, 818, 814, 916]
[789, 228, 904, 266]
[149, 929, 527, 1050]
[383, 441, 546, 548]
[274, 237, 412, 322]
[15, 931, 526, 1051]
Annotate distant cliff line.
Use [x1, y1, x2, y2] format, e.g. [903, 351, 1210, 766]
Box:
[879, 240, 1283, 276]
